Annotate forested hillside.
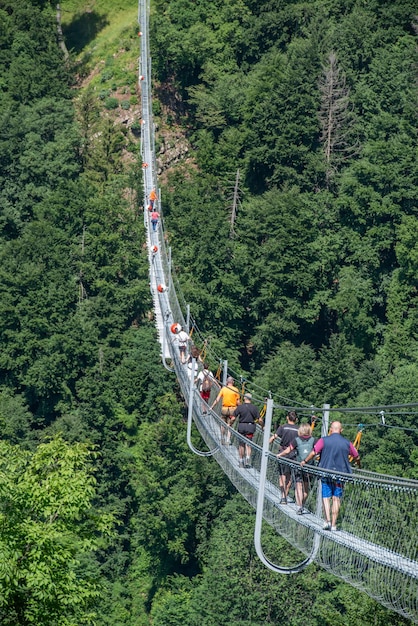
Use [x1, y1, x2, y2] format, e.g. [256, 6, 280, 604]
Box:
[0, 0, 416, 625]
[151, 0, 418, 475]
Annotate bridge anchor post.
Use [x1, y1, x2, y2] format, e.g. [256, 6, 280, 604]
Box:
[254, 398, 320, 574]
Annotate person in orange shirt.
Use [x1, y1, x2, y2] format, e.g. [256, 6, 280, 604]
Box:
[149, 188, 157, 208]
[211, 376, 240, 445]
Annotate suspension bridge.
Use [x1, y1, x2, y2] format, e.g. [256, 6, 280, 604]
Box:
[137, 0, 418, 622]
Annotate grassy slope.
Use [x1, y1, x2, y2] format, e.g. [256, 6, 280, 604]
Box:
[62, 0, 139, 93]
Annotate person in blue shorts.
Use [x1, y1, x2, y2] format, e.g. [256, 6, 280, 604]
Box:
[301, 421, 360, 531]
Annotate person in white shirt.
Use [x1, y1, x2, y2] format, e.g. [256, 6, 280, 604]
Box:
[175, 326, 190, 363]
[195, 363, 215, 413]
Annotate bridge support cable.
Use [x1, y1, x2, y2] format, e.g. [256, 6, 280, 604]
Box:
[161, 320, 174, 372]
[254, 399, 320, 574]
[138, 0, 418, 621]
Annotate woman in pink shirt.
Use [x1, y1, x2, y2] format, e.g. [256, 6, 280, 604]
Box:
[151, 210, 160, 231]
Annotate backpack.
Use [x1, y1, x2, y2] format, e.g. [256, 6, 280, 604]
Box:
[201, 372, 212, 392]
[295, 436, 315, 462]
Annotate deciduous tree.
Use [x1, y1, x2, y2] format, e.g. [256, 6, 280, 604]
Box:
[0, 436, 114, 626]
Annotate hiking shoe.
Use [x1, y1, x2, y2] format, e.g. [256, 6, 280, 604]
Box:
[323, 521, 331, 530]
[280, 497, 287, 505]
[244, 462, 252, 468]
[297, 507, 309, 515]
[238, 460, 244, 468]
[331, 526, 338, 531]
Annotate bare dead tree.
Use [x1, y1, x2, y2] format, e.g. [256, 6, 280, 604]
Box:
[79, 226, 88, 304]
[412, 17, 418, 91]
[228, 169, 243, 238]
[318, 51, 359, 185]
[56, 3, 69, 61]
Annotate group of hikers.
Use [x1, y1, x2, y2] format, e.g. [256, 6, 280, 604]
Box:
[271, 411, 360, 528]
[171, 327, 361, 531]
[147, 188, 159, 231]
[153, 198, 360, 531]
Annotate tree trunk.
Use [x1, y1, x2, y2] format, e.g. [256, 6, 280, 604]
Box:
[56, 3, 69, 60]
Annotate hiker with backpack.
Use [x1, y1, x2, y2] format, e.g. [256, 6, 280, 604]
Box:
[186, 345, 203, 374]
[277, 422, 317, 515]
[195, 362, 214, 413]
[174, 325, 190, 363]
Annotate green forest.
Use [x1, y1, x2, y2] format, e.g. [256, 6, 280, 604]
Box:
[0, 0, 416, 624]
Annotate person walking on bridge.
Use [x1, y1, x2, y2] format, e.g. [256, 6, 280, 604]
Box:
[235, 392, 259, 468]
[211, 376, 240, 445]
[149, 188, 157, 208]
[150, 210, 160, 232]
[175, 326, 190, 364]
[301, 420, 360, 531]
[277, 423, 317, 514]
[195, 362, 214, 414]
[269, 411, 299, 504]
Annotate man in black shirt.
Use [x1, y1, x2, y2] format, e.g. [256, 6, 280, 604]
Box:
[235, 393, 260, 468]
[269, 411, 298, 503]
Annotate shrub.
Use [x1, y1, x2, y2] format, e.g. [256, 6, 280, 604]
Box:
[100, 69, 113, 82]
[104, 97, 119, 110]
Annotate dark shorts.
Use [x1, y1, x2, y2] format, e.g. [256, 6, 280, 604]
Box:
[294, 469, 310, 483]
[179, 345, 186, 353]
[238, 430, 254, 441]
[278, 448, 296, 475]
